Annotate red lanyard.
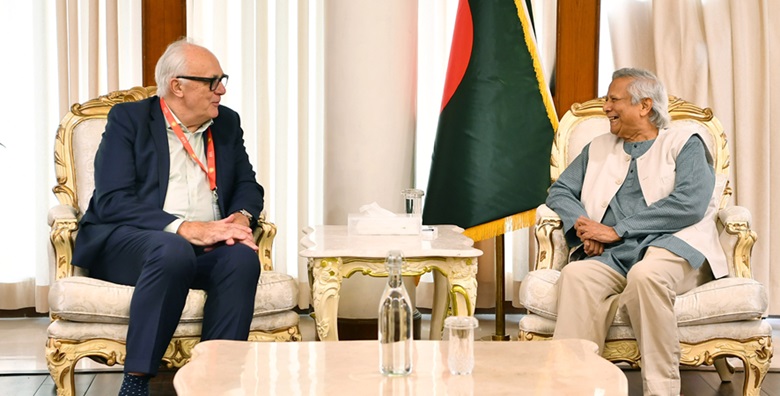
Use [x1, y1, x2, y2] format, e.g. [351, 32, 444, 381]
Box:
[160, 98, 217, 191]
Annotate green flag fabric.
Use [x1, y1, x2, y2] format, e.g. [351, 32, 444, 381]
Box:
[422, 0, 557, 241]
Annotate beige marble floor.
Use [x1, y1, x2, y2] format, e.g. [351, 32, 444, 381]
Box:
[1, 314, 777, 375]
[0, 312, 522, 374]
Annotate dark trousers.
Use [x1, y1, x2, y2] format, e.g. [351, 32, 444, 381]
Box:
[89, 226, 261, 375]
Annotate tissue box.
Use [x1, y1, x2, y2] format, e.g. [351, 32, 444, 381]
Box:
[348, 213, 422, 235]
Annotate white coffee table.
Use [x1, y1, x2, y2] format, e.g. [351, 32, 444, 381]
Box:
[299, 225, 483, 341]
[173, 339, 628, 395]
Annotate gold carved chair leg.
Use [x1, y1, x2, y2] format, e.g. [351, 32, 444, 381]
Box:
[680, 337, 772, 396]
[713, 356, 734, 382]
[247, 327, 303, 342]
[45, 338, 126, 396]
[45, 329, 301, 396]
[734, 338, 772, 396]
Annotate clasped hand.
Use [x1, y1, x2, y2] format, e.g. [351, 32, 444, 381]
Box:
[177, 213, 257, 252]
[574, 216, 620, 257]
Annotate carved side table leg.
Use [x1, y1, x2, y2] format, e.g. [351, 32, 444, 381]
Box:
[309, 257, 343, 341]
[447, 257, 478, 317]
[430, 270, 450, 340]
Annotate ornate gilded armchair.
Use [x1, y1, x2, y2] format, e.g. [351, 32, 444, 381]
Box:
[46, 86, 302, 396]
[517, 96, 772, 396]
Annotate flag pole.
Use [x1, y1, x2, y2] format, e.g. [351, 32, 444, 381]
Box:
[492, 234, 510, 341]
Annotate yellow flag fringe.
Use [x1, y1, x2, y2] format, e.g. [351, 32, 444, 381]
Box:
[463, 208, 537, 242]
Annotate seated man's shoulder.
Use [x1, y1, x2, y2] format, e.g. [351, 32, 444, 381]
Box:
[107, 95, 157, 116]
[662, 122, 708, 139]
[216, 104, 240, 119]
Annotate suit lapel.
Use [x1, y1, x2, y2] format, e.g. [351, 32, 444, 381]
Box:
[148, 96, 170, 207]
[209, 115, 227, 216]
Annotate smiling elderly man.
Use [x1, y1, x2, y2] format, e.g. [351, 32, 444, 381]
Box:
[546, 68, 726, 396]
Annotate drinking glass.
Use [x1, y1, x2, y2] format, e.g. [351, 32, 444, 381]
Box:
[444, 316, 478, 375]
[401, 189, 424, 216]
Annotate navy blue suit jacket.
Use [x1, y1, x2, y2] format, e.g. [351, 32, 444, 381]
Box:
[72, 95, 264, 269]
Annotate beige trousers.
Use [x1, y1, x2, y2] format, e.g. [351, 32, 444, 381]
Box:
[553, 247, 712, 396]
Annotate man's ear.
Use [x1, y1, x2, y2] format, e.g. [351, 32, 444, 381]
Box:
[640, 97, 653, 116]
[169, 78, 185, 98]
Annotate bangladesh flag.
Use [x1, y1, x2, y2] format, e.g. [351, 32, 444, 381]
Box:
[422, 0, 557, 241]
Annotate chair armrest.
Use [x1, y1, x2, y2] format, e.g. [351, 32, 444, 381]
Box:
[48, 204, 79, 280]
[47, 203, 78, 225]
[253, 215, 277, 272]
[534, 204, 569, 271]
[718, 205, 757, 279]
[49, 206, 279, 277]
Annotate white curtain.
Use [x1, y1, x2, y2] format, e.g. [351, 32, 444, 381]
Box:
[602, 0, 780, 313]
[0, 0, 140, 312]
[187, 0, 324, 308]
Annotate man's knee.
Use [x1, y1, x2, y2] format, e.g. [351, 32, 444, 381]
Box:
[623, 262, 674, 303]
[625, 261, 664, 287]
[559, 260, 602, 285]
[147, 234, 197, 277]
[560, 260, 588, 278]
[222, 244, 261, 280]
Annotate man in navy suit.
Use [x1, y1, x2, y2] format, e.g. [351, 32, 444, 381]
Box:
[73, 38, 264, 396]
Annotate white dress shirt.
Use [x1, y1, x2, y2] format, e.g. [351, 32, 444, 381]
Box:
[162, 112, 219, 233]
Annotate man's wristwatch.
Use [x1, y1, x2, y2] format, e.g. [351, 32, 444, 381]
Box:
[236, 209, 253, 223]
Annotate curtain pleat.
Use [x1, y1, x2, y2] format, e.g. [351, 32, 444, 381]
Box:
[66, 0, 79, 106]
[0, 280, 35, 310]
[55, 0, 69, 118]
[606, 0, 779, 313]
[189, 1, 323, 308]
[105, 0, 119, 92]
[0, 0, 139, 311]
[88, 0, 99, 98]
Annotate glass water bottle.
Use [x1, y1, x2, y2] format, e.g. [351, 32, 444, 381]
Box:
[378, 250, 413, 376]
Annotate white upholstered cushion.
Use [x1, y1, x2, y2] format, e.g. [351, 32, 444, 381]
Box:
[519, 313, 772, 343]
[519, 268, 767, 327]
[518, 268, 560, 320]
[49, 271, 298, 324]
[47, 310, 300, 341]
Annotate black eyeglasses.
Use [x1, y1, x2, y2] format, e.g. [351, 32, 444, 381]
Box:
[176, 74, 229, 91]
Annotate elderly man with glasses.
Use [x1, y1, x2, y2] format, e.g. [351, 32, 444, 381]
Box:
[72, 38, 264, 396]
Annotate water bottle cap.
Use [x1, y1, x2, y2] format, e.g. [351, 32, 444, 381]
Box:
[386, 250, 404, 269]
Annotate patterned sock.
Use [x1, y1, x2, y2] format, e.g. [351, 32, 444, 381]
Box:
[118, 373, 150, 396]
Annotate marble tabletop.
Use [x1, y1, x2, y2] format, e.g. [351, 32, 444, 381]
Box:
[173, 339, 628, 395]
[299, 224, 483, 259]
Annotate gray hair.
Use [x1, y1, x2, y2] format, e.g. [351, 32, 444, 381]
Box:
[155, 38, 196, 98]
[612, 68, 671, 129]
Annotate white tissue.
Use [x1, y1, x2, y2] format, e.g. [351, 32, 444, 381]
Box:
[359, 202, 396, 217]
[348, 202, 422, 235]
